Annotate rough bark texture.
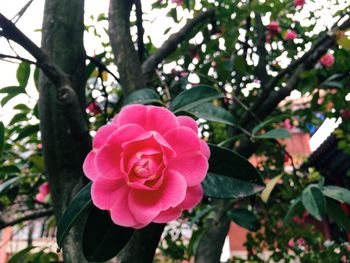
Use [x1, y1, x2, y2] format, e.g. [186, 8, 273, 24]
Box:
[39, 0, 88, 262]
[108, 0, 146, 96]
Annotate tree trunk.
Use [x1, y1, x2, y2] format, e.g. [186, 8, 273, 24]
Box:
[39, 0, 88, 262]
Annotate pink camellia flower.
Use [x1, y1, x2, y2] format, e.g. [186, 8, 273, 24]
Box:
[267, 21, 281, 35]
[294, 0, 305, 7]
[35, 182, 50, 203]
[288, 239, 295, 248]
[319, 53, 335, 68]
[297, 238, 306, 246]
[83, 104, 210, 229]
[284, 30, 298, 40]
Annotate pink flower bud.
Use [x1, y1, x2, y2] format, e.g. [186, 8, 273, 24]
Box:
[319, 53, 335, 68]
[284, 30, 298, 40]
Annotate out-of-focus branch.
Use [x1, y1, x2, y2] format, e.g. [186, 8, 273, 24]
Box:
[141, 9, 215, 77]
[108, 0, 145, 96]
[11, 0, 34, 24]
[86, 55, 120, 83]
[134, 0, 145, 62]
[0, 208, 53, 230]
[255, 14, 269, 85]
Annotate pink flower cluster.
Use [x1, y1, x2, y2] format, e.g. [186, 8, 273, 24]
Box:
[83, 104, 210, 229]
[284, 30, 298, 41]
[294, 0, 305, 7]
[35, 182, 50, 203]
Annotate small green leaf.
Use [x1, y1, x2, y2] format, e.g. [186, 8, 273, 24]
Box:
[322, 185, 350, 205]
[187, 103, 235, 126]
[202, 173, 264, 199]
[0, 86, 25, 94]
[0, 165, 21, 175]
[28, 155, 45, 172]
[57, 183, 92, 248]
[83, 206, 134, 262]
[251, 115, 287, 135]
[16, 62, 31, 87]
[123, 88, 163, 106]
[283, 197, 302, 224]
[8, 246, 35, 263]
[326, 198, 350, 231]
[9, 113, 27, 126]
[0, 122, 4, 159]
[228, 208, 260, 231]
[0, 177, 20, 195]
[169, 85, 224, 114]
[255, 128, 291, 139]
[14, 124, 39, 141]
[14, 104, 31, 112]
[302, 185, 325, 221]
[1, 93, 21, 107]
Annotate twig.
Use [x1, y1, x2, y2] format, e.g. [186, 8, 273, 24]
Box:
[134, 0, 145, 62]
[86, 55, 120, 83]
[11, 0, 34, 24]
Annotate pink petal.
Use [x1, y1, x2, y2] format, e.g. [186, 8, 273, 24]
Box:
[163, 127, 201, 154]
[168, 152, 208, 186]
[181, 185, 203, 210]
[39, 182, 50, 196]
[35, 193, 45, 203]
[177, 116, 198, 133]
[128, 170, 187, 225]
[115, 104, 148, 128]
[153, 207, 182, 223]
[146, 106, 179, 134]
[107, 123, 145, 146]
[95, 145, 125, 179]
[200, 140, 210, 159]
[93, 124, 119, 149]
[83, 151, 98, 181]
[91, 177, 125, 209]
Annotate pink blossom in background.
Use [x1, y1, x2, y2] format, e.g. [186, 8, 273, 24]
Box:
[172, 0, 183, 5]
[35, 182, 50, 203]
[267, 21, 281, 35]
[86, 101, 102, 115]
[294, 0, 305, 7]
[282, 119, 294, 130]
[83, 104, 210, 229]
[297, 238, 306, 246]
[319, 53, 335, 68]
[288, 239, 295, 248]
[284, 30, 298, 40]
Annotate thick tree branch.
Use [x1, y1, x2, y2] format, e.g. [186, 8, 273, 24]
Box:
[109, 0, 145, 96]
[141, 9, 215, 77]
[0, 209, 53, 230]
[135, 0, 145, 62]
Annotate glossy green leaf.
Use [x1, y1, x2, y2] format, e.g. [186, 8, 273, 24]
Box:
[0, 176, 20, 195]
[228, 208, 260, 231]
[9, 113, 27, 126]
[202, 173, 264, 199]
[14, 124, 40, 141]
[326, 198, 350, 231]
[123, 88, 163, 106]
[57, 182, 92, 248]
[8, 246, 35, 263]
[187, 103, 235, 126]
[255, 128, 291, 139]
[83, 206, 134, 262]
[16, 62, 31, 87]
[0, 165, 21, 175]
[169, 85, 224, 114]
[322, 185, 350, 205]
[251, 115, 287, 135]
[301, 185, 325, 221]
[0, 122, 4, 159]
[283, 197, 302, 224]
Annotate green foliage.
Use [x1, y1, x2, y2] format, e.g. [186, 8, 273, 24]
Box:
[301, 185, 325, 221]
[227, 208, 260, 231]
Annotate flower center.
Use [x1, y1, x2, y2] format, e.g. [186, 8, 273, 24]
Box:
[133, 159, 152, 178]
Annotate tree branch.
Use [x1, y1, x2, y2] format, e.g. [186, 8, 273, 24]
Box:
[255, 14, 269, 85]
[0, 208, 53, 230]
[135, 0, 145, 62]
[0, 53, 37, 65]
[141, 9, 215, 77]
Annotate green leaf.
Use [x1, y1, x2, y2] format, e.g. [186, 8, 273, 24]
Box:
[261, 174, 282, 203]
[14, 124, 39, 141]
[217, 134, 243, 147]
[202, 173, 264, 199]
[187, 103, 235, 126]
[283, 197, 302, 224]
[83, 206, 134, 262]
[14, 103, 31, 112]
[16, 62, 31, 87]
[251, 115, 287, 135]
[0, 165, 21, 175]
[326, 198, 350, 231]
[9, 113, 27, 126]
[322, 185, 350, 205]
[169, 85, 224, 114]
[1, 92, 21, 107]
[28, 155, 45, 172]
[254, 128, 291, 139]
[123, 88, 163, 106]
[0, 86, 25, 94]
[57, 183, 92, 248]
[0, 122, 4, 159]
[301, 185, 325, 221]
[227, 208, 260, 231]
[0, 177, 20, 195]
[8, 246, 35, 263]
